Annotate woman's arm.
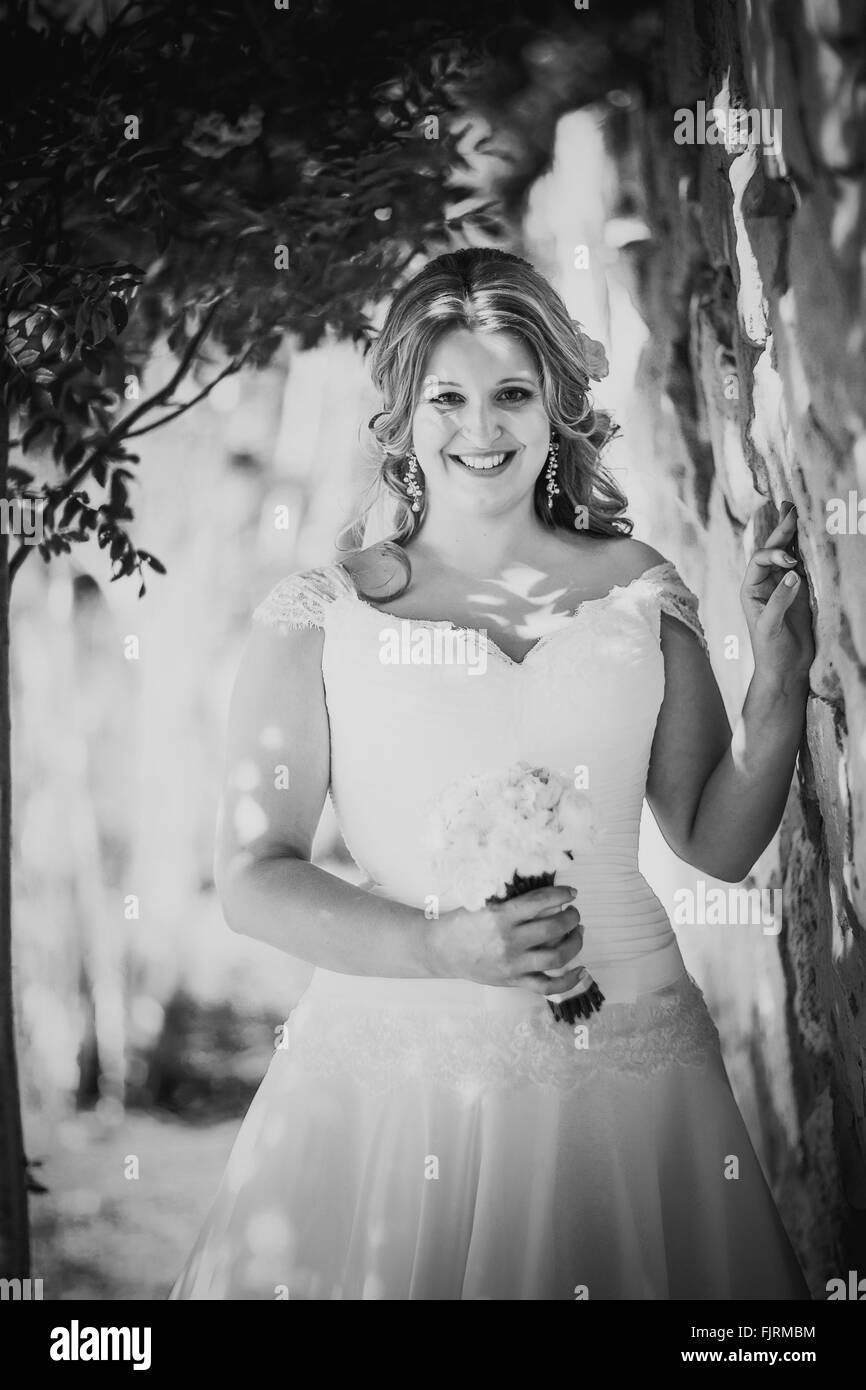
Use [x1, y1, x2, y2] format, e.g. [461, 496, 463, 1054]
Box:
[646, 614, 808, 882]
[645, 510, 813, 882]
[214, 621, 437, 977]
[214, 617, 586, 991]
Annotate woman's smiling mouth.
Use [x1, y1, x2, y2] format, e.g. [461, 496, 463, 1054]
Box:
[448, 450, 517, 472]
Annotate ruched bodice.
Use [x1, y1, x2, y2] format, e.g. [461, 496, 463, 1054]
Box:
[253, 558, 709, 1004]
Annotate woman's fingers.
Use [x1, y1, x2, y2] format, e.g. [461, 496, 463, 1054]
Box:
[759, 566, 802, 624]
[743, 508, 801, 597]
[763, 506, 797, 546]
[499, 885, 576, 923]
[746, 549, 799, 592]
[752, 547, 798, 569]
[522, 928, 584, 975]
[487, 892, 585, 985]
[511, 905, 581, 948]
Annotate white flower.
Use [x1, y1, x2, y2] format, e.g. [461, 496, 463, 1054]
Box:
[425, 762, 605, 908]
[557, 789, 601, 852]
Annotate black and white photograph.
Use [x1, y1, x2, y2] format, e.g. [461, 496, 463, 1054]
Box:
[0, 0, 864, 1348]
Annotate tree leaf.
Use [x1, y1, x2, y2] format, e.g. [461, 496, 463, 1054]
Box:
[64, 440, 86, 468]
[59, 498, 80, 528]
[21, 418, 50, 450]
[139, 551, 166, 574]
[109, 297, 129, 332]
[81, 346, 103, 374]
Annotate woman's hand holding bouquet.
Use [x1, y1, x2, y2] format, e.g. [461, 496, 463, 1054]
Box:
[423, 762, 606, 1023]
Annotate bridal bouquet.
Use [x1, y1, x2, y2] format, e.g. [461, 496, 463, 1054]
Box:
[424, 762, 606, 1023]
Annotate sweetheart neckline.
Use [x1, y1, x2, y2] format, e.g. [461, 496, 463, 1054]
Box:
[332, 560, 672, 669]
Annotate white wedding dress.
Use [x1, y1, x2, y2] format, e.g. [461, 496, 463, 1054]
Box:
[170, 558, 810, 1301]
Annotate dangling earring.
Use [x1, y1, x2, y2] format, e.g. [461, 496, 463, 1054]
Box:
[402, 449, 423, 513]
[545, 434, 561, 510]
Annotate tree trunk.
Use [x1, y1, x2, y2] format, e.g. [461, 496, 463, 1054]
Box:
[0, 404, 29, 1276]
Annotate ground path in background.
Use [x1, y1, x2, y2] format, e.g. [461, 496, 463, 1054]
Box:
[29, 1111, 237, 1300]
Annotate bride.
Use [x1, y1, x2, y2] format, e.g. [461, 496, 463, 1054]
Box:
[170, 247, 813, 1300]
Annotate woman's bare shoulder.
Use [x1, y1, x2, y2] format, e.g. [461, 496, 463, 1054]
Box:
[550, 532, 669, 585]
[609, 536, 669, 581]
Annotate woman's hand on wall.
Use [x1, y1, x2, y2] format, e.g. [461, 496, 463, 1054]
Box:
[740, 504, 814, 692]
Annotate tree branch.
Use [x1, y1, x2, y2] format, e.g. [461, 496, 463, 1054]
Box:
[125, 351, 250, 437]
[9, 295, 228, 582]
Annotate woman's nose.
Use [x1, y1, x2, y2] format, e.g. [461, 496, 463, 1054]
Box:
[457, 402, 502, 445]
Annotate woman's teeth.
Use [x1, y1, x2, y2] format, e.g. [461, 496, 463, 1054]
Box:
[452, 452, 511, 470]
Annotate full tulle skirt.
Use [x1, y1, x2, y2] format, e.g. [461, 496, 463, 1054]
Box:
[169, 969, 810, 1301]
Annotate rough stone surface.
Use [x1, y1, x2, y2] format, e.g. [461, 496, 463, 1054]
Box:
[622, 0, 866, 1291]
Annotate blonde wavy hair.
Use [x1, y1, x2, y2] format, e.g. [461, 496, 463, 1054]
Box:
[343, 247, 631, 595]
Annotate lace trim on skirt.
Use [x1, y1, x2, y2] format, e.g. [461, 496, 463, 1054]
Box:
[278, 971, 722, 1098]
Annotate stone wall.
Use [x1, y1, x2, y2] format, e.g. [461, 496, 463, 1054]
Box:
[620, 0, 866, 1291]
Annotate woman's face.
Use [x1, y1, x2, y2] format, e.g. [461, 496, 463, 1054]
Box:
[411, 328, 551, 520]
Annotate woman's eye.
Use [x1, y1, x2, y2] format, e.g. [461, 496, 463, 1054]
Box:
[428, 389, 533, 407]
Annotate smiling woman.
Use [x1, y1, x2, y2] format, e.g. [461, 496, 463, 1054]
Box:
[169, 247, 814, 1301]
[359, 246, 627, 597]
[421, 332, 548, 491]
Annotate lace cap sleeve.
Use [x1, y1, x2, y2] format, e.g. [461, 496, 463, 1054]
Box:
[643, 560, 710, 658]
[251, 564, 356, 635]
